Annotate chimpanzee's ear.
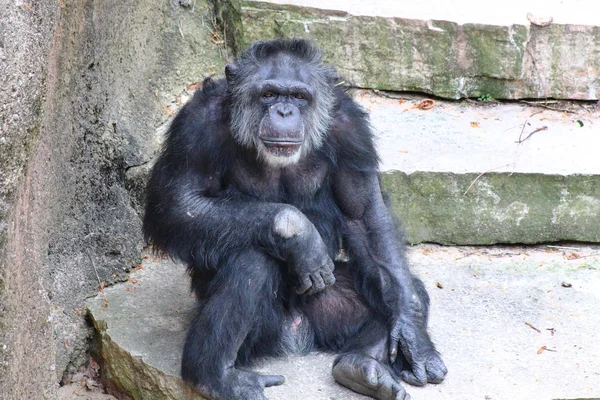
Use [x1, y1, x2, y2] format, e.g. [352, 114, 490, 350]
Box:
[225, 64, 238, 82]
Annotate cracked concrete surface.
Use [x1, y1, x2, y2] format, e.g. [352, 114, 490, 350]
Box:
[86, 244, 600, 400]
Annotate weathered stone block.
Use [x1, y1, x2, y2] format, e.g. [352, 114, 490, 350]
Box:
[382, 172, 600, 245]
[241, 1, 600, 100]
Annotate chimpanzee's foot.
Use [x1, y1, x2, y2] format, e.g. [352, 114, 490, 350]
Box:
[332, 354, 410, 400]
[390, 319, 447, 386]
[195, 368, 284, 400]
[399, 350, 447, 386]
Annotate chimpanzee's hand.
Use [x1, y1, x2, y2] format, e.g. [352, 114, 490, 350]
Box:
[389, 316, 447, 386]
[292, 241, 335, 295]
[273, 207, 335, 295]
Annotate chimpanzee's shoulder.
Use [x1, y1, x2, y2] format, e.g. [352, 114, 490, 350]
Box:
[327, 89, 379, 170]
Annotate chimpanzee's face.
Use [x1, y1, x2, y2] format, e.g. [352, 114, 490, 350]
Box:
[227, 53, 334, 168]
[253, 59, 314, 166]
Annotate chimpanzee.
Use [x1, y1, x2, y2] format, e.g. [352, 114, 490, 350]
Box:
[143, 38, 447, 400]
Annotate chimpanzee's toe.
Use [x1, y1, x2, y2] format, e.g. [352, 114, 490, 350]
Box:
[333, 354, 411, 400]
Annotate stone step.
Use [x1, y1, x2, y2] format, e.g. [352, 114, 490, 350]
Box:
[240, 0, 600, 100]
[359, 92, 600, 244]
[86, 245, 600, 400]
[149, 88, 599, 245]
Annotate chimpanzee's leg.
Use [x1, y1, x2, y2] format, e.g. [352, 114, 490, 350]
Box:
[181, 250, 287, 400]
[303, 266, 444, 400]
[332, 275, 446, 400]
[299, 265, 406, 400]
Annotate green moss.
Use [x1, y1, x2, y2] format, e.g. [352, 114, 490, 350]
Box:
[382, 172, 600, 245]
[463, 24, 526, 80]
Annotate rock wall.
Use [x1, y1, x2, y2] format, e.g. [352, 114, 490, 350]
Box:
[0, 1, 59, 397]
[0, 0, 225, 397]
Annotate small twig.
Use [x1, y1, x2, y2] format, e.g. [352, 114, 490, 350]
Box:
[523, 99, 560, 104]
[517, 119, 528, 142]
[222, 19, 228, 58]
[524, 321, 541, 333]
[87, 251, 101, 285]
[178, 17, 185, 39]
[519, 100, 576, 113]
[515, 126, 548, 144]
[536, 345, 558, 354]
[547, 245, 582, 251]
[463, 164, 512, 196]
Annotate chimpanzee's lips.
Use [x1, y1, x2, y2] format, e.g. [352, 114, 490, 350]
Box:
[261, 138, 302, 156]
[261, 138, 302, 147]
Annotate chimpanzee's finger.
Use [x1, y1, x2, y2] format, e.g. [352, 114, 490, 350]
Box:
[296, 275, 312, 294]
[361, 361, 378, 387]
[310, 273, 326, 293]
[389, 320, 402, 363]
[325, 258, 335, 273]
[322, 269, 336, 287]
[258, 374, 285, 387]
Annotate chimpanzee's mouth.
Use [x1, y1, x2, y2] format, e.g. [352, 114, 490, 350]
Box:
[261, 138, 302, 157]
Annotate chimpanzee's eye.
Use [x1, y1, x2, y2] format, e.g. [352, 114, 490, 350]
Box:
[294, 93, 305, 100]
[263, 92, 274, 98]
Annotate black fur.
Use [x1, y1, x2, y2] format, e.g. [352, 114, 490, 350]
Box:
[144, 39, 446, 400]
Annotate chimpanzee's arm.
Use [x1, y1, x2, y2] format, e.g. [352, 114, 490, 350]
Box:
[144, 167, 334, 295]
[330, 94, 442, 384]
[333, 169, 425, 344]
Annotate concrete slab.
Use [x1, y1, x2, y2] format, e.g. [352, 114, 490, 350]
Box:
[357, 92, 600, 244]
[86, 245, 600, 400]
[360, 93, 600, 175]
[241, 0, 600, 100]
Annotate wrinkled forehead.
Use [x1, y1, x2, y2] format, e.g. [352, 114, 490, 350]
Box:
[255, 53, 312, 84]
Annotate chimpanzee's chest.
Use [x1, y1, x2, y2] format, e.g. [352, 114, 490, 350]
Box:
[226, 158, 344, 254]
[227, 158, 331, 204]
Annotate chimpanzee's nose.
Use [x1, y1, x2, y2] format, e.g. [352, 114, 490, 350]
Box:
[277, 105, 293, 117]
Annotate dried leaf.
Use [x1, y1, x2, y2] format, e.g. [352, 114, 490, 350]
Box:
[565, 252, 580, 260]
[413, 99, 435, 110]
[186, 82, 203, 91]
